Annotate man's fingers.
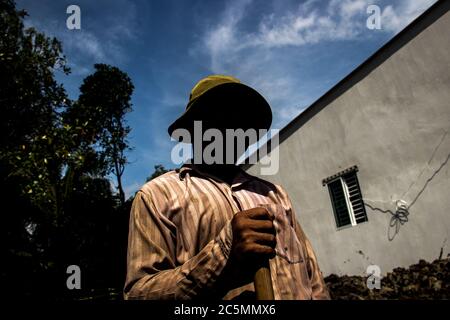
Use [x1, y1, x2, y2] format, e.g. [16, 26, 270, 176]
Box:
[245, 207, 274, 221]
[252, 232, 276, 248]
[231, 207, 278, 264]
[248, 220, 276, 233]
[245, 243, 276, 257]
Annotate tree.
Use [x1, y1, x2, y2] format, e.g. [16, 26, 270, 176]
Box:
[0, 0, 70, 232]
[0, 0, 72, 298]
[1, 1, 135, 299]
[0, 0, 69, 151]
[64, 64, 134, 205]
[0, 0, 70, 215]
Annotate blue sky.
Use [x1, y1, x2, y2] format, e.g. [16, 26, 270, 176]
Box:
[17, 0, 436, 198]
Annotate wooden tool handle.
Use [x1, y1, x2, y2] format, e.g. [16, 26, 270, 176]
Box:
[254, 261, 275, 300]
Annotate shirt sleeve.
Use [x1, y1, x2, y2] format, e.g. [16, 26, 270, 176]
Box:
[276, 185, 331, 300]
[124, 191, 233, 300]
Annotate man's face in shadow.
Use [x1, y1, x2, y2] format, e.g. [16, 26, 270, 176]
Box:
[190, 122, 256, 166]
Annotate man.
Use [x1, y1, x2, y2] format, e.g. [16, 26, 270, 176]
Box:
[124, 75, 329, 300]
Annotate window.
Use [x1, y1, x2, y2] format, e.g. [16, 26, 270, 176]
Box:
[323, 166, 368, 228]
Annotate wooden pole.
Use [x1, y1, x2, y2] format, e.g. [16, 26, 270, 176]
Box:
[254, 260, 275, 300]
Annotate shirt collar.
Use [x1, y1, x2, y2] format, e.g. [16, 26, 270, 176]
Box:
[177, 163, 253, 188]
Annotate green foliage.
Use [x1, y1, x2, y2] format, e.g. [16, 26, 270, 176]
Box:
[1, 0, 70, 215]
[0, 0, 69, 149]
[0, 1, 134, 300]
[63, 64, 134, 205]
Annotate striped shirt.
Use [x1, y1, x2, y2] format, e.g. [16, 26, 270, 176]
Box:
[124, 164, 330, 300]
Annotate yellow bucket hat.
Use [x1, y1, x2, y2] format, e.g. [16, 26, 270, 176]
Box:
[168, 75, 272, 137]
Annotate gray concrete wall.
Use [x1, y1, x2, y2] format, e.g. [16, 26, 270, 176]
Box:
[247, 6, 450, 276]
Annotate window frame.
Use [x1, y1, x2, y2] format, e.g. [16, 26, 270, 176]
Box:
[324, 166, 367, 230]
[327, 176, 357, 229]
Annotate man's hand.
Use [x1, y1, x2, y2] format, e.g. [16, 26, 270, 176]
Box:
[230, 207, 277, 263]
[212, 207, 277, 297]
[221, 207, 276, 289]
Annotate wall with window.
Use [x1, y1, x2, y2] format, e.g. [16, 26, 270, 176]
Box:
[246, 4, 450, 276]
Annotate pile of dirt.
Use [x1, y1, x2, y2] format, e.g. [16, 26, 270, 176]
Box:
[324, 258, 450, 299]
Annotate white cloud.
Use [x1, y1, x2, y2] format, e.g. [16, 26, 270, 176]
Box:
[381, 0, 437, 33]
[65, 30, 108, 61]
[23, 0, 139, 67]
[198, 0, 381, 127]
[198, 0, 436, 128]
[203, 0, 253, 71]
[205, 0, 377, 52]
[331, 0, 371, 18]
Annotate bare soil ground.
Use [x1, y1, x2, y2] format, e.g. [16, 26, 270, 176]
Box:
[324, 258, 450, 299]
